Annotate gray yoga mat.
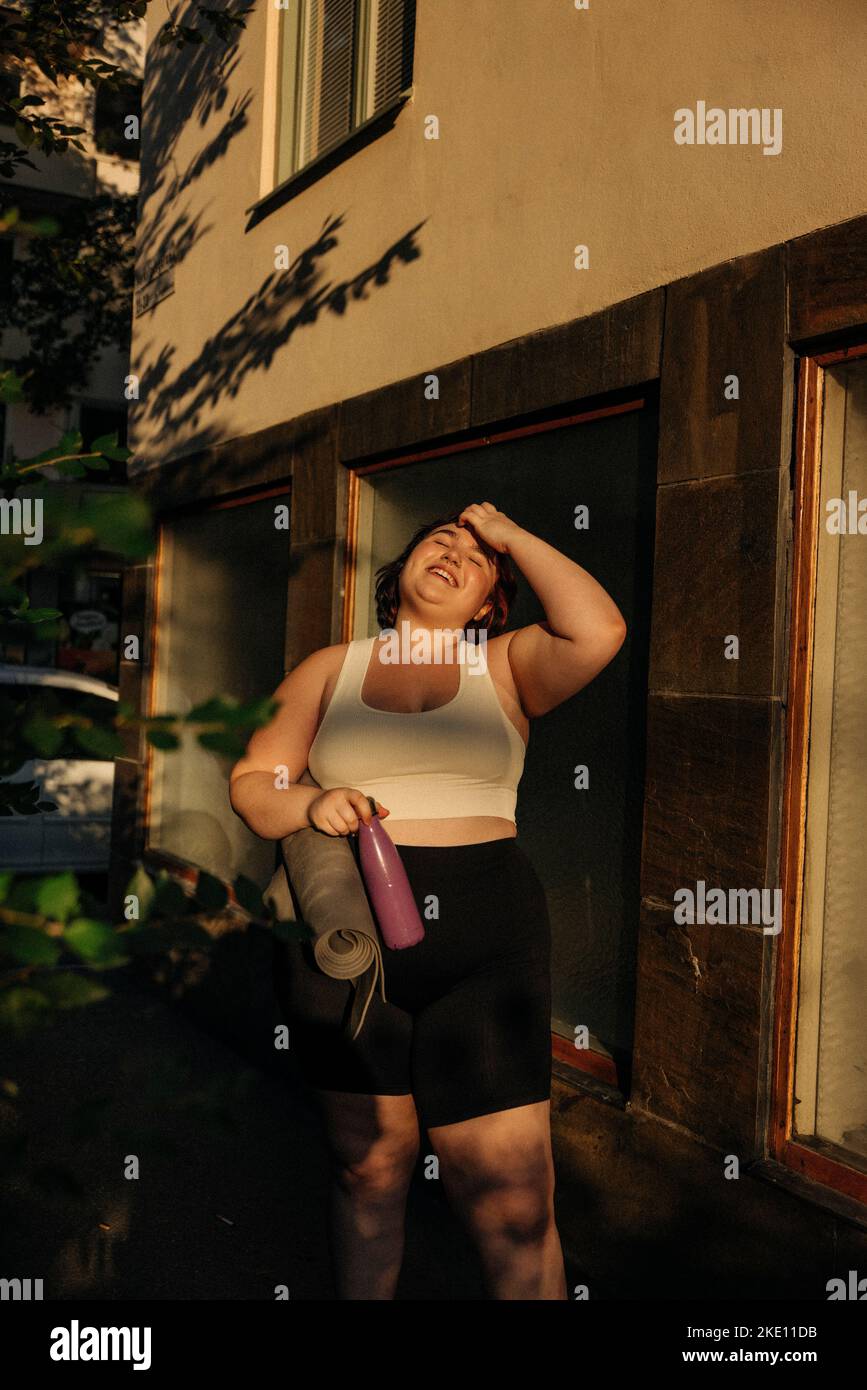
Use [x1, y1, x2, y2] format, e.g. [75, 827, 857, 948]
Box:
[264, 826, 387, 1041]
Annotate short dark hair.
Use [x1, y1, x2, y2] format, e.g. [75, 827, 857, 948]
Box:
[373, 509, 518, 636]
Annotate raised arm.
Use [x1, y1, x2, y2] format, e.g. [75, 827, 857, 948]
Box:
[459, 501, 627, 719]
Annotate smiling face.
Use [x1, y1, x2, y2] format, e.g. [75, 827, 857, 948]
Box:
[399, 522, 497, 627]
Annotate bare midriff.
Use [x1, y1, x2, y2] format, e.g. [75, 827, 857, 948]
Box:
[382, 816, 517, 847]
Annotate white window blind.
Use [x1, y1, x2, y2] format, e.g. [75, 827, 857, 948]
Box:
[372, 0, 416, 113]
[299, 0, 357, 169]
[277, 0, 416, 183]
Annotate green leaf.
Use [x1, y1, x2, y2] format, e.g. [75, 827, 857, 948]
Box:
[185, 697, 228, 722]
[231, 696, 279, 727]
[73, 724, 124, 758]
[185, 695, 278, 728]
[0, 871, 12, 903]
[146, 728, 179, 750]
[0, 371, 26, 405]
[197, 729, 247, 757]
[194, 871, 228, 912]
[0, 923, 61, 966]
[21, 712, 63, 756]
[63, 918, 128, 968]
[91, 432, 131, 462]
[28, 215, 60, 236]
[33, 972, 110, 1009]
[76, 492, 155, 560]
[149, 876, 192, 918]
[122, 865, 155, 922]
[35, 872, 80, 923]
[22, 606, 63, 624]
[0, 985, 52, 1035]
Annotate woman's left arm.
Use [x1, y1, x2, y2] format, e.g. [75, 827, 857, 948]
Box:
[460, 502, 628, 719]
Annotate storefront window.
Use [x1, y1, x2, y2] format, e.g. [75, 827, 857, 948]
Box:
[795, 357, 867, 1163]
[350, 407, 656, 1070]
[148, 492, 291, 884]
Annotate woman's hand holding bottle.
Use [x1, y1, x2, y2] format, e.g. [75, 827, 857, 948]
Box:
[306, 787, 390, 837]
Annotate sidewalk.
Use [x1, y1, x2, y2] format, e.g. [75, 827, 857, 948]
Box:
[0, 970, 492, 1300]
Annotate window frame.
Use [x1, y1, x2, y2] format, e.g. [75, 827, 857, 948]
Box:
[142, 482, 294, 890]
[340, 396, 652, 1100]
[771, 342, 867, 1205]
[260, 0, 414, 214]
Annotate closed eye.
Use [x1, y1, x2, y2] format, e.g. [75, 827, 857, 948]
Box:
[431, 529, 487, 568]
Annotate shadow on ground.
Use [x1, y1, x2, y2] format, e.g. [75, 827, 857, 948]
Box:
[0, 970, 503, 1300]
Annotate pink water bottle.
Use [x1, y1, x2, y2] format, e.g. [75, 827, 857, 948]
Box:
[356, 796, 426, 950]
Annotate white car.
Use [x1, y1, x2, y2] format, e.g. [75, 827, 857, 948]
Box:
[0, 664, 118, 873]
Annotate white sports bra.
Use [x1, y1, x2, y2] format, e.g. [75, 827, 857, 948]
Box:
[307, 634, 527, 822]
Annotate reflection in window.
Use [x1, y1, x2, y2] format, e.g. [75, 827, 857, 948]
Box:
[149, 494, 291, 883]
[795, 357, 867, 1162]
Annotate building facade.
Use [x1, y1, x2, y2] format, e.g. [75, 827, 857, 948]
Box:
[123, 0, 867, 1294]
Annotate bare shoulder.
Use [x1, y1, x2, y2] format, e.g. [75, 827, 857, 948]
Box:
[479, 631, 529, 737]
[279, 641, 348, 686]
[229, 643, 351, 788]
[482, 631, 520, 693]
[289, 642, 351, 718]
[258, 642, 347, 722]
[295, 641, 349, 675]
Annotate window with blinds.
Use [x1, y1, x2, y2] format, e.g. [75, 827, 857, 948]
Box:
[276, 0, 416, 186]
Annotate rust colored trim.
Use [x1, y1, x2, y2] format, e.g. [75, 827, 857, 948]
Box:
[350, 397, 645, 476]
[779, 1138, 867, 1204]
[551, 1033, 620, 1087]
[341, 467, 361, 642]
[771, 355, 821, 1159]
[771, 351, 867, 1207]
[814, 340, 867, 368]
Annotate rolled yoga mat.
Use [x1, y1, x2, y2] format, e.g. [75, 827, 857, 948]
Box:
[263, 825, 387, 1041]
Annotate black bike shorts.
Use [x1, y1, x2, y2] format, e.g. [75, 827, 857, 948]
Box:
[272, 836, 553, 1131]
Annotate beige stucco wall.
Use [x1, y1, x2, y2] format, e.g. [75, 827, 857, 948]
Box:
[129, 0, 867, 472]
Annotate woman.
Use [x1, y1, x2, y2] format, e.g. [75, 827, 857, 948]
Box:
[229, 501, 626, 1300]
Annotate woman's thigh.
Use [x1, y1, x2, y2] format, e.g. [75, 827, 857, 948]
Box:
[314, 1090, 422, 1177]
[426, 1100, 556, 1210]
